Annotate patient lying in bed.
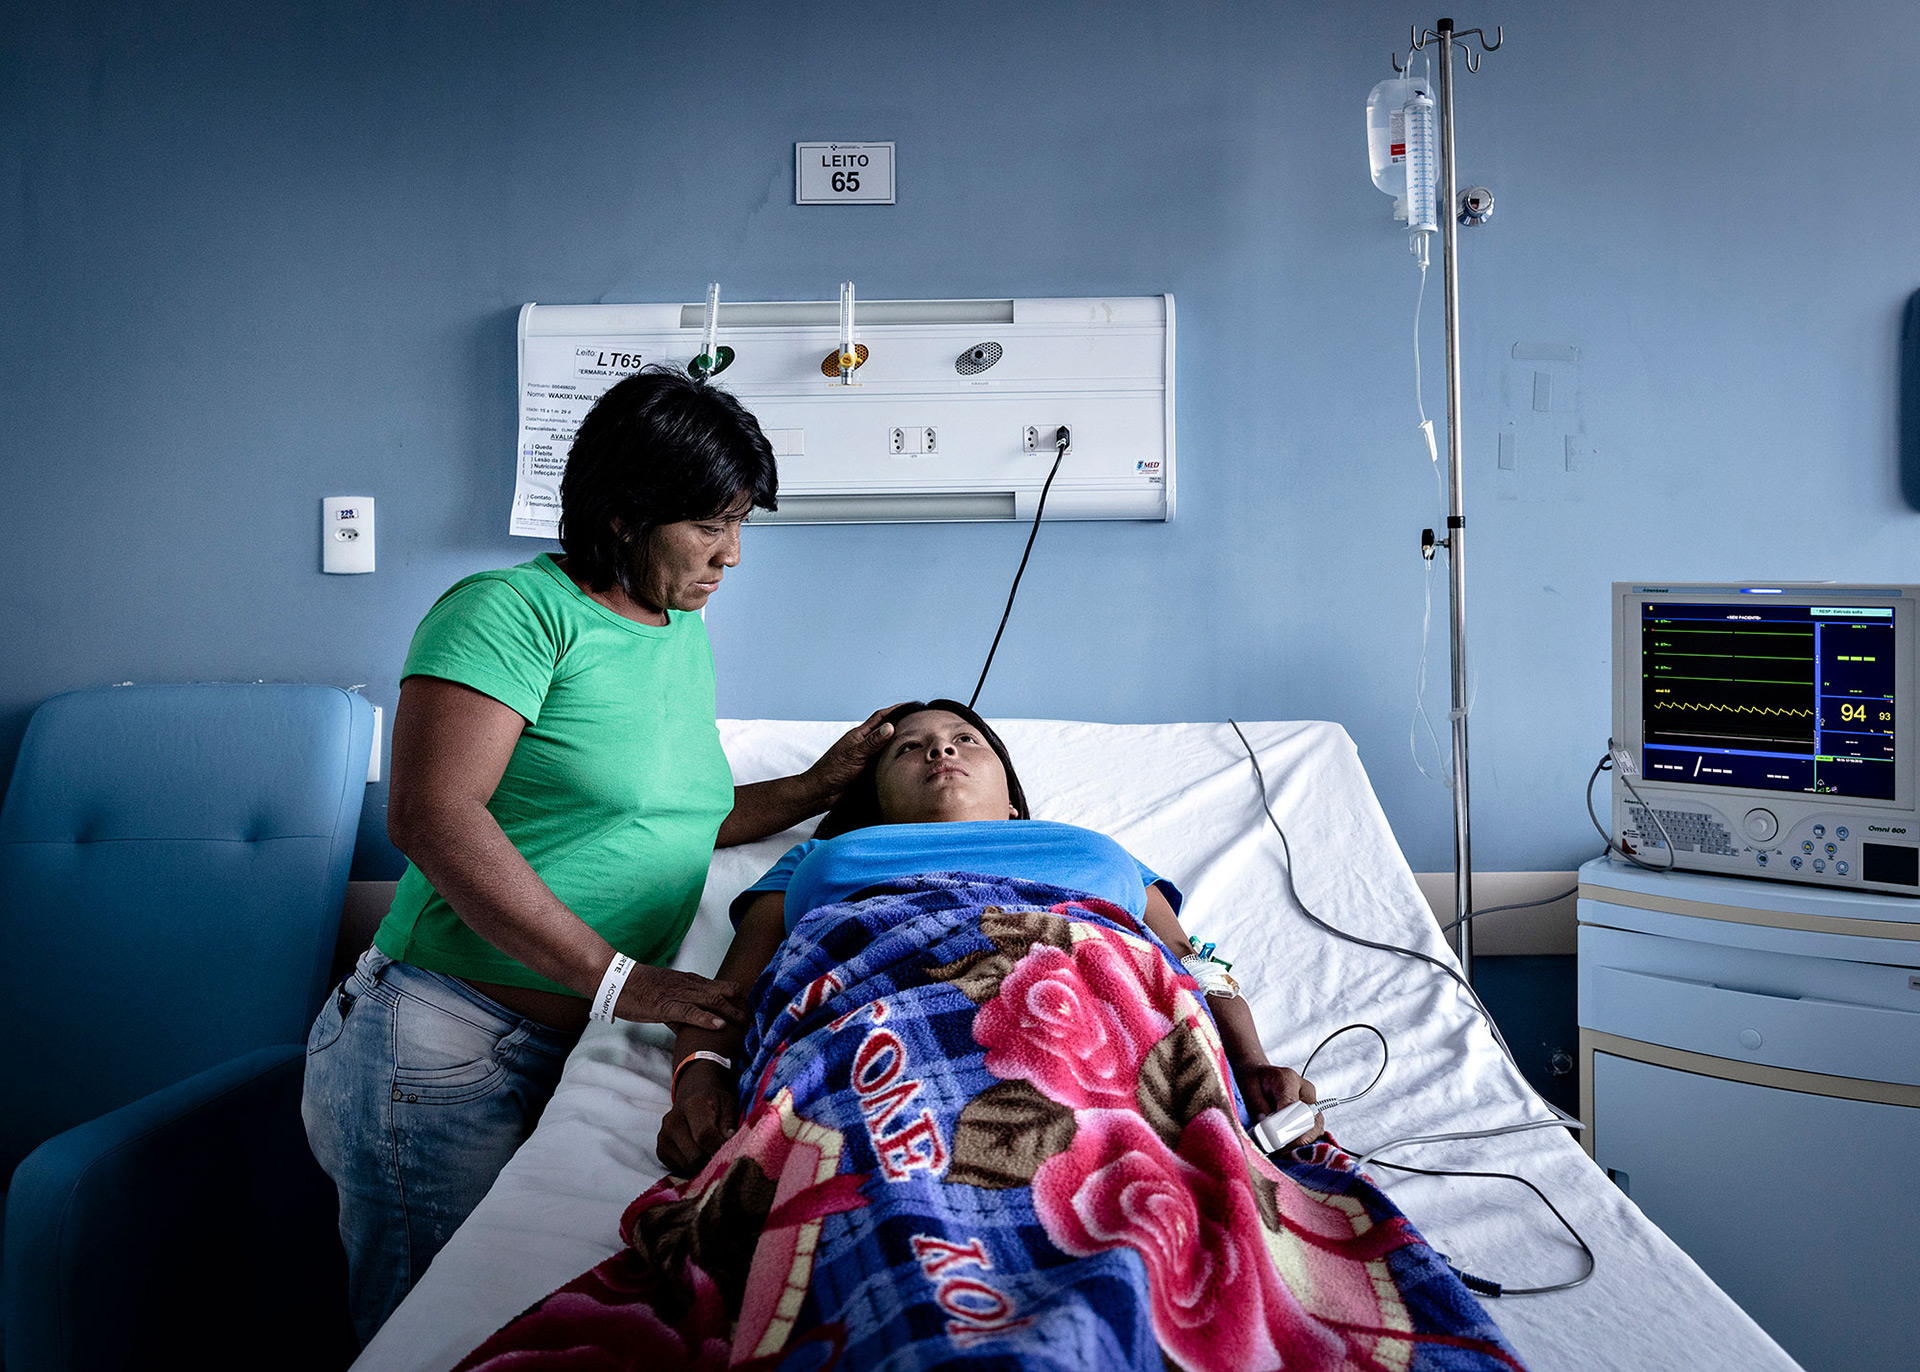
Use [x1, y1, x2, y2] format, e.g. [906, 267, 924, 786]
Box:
[454, 702, 1524, 1371]
[663, 700, 1322, 1174]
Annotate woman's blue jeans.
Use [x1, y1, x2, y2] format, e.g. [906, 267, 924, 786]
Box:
[300, 948, 575, 1345]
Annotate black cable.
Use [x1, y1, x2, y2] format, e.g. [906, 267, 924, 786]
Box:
[1437, 884, 1579, 935]
[968, 430, 1068, 711]
[1585, 747, 1675, 872]
[1226, 719, 1526, 1069]
[1298, 1023, 1389, 1109]
[1225, 719, 1589, 1139]
[1366, 1157, 1597, 1297]
[1227, 720, 1596, 1298]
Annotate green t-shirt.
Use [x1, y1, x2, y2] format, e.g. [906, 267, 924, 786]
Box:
[373, 554, 734, 993]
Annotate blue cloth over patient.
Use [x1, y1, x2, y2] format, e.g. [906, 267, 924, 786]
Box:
[738, 819, 1182, 933]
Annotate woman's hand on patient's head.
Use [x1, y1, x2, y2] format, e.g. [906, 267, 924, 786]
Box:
[657, 1060, 738, 1176]
[617, 965, 747, 1032]
[804, 706, 903, 803]
[1235, 1063, 1326, 1143]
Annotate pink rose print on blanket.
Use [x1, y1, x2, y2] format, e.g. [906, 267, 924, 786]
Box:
[1040, 909, 1189, 1020]
[973, 930, 1175, 1110]
[1033, 1108, 1351, 1372]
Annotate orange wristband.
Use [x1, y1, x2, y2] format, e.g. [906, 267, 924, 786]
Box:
[671, 1049, 733, 1101]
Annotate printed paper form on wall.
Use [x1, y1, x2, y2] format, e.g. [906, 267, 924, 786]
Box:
[512, 303, 678, 538]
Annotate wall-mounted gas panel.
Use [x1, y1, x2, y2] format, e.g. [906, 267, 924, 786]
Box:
[511, 295, 1173, 534]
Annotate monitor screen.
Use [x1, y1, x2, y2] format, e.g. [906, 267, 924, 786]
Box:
[1641, 602, 1895, 800]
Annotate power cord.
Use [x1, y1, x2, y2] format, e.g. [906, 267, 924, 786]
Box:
[968, 426, 1069, 711]
[1226, 719, 1594, 1298]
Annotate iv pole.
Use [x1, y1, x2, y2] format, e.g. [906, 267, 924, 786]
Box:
[1399, 18, 1501, 983]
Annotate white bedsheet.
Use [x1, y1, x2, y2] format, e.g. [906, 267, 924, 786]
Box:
[356, 720, 1797, 1372]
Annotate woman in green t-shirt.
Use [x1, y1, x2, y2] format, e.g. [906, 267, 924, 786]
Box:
[301, 367, 896, 1345]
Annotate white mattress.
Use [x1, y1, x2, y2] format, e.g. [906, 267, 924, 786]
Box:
[356, 719, 1798, 1372]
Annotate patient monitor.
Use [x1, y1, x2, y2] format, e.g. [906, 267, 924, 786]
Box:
[1610, 582, 1920, 895]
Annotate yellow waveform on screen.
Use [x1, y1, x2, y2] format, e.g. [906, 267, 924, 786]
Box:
[1650, 702, 1813, 717]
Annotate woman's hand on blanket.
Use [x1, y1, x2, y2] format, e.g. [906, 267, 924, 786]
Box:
[657, 1060, 738, 1175]
[802, 706, 905, 803]
[1234, 1063, 1325, 1144]
[616, 966, 747, 1032]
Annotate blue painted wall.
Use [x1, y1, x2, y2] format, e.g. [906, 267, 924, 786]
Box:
[4, 0, 1917, 879]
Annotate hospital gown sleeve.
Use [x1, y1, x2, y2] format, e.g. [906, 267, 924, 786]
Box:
[1133, 856, 1184, 916]
[728, 841, 815, 927]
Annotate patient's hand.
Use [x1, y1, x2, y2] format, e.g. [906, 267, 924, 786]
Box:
[1234, 1063, 1326, 1145]
[657, 1060, 739, 1176]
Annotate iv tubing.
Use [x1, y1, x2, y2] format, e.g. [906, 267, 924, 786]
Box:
[838, 281, 857, 384]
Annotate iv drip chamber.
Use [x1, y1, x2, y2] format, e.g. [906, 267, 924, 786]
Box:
[1402, 90, 1438, 260]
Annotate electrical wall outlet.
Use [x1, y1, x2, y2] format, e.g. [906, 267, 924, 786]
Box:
[921, 427, 937, 454]
[889, 426, 937, 455]
[322, 496, 375, 573]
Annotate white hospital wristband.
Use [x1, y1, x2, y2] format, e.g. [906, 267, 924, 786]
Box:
[589, 953, 637, 1024]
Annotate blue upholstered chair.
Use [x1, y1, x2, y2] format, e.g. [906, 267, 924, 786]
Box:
[0, 684, 374, 1371]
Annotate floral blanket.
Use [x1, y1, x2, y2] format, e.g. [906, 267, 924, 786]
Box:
[456, 873, 1525, 1371]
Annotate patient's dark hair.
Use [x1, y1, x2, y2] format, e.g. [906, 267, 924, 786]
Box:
[559, 366, 778, 600]
[813, 700, 1030, 840]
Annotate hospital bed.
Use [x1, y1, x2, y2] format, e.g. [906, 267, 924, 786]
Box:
[355, 719, 1798, 1372]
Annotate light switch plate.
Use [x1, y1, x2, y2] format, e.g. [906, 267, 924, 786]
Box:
[323, 496, 375, 573]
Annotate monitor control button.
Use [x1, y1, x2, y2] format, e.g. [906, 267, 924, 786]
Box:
[1743, 808, 1779, 842]
[1837, 826, 1849, 840]
[1813, 859, 1827, 872]
[1813, 824, 1826, 838]
[1756, 852, 1769, 866]
[1791, 856, 1804, 869]
[1803, 840, 1815, 853]
[1826, 842, 1838, 856]
[1837, 860, 1850, 876]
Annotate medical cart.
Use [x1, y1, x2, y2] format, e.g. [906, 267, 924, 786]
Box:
[1577, 857, 1920, 1372]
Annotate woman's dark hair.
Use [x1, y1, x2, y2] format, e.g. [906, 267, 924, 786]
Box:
[559, 365, 778, 599]
[813, 699, 1031, 840]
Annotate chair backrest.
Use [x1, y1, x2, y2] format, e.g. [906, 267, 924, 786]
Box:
[0, 683, 373, 1181]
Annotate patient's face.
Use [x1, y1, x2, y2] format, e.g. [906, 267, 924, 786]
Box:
[873, 711, 1017, 825]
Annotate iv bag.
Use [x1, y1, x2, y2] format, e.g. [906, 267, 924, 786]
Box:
[1366, 75, 1432, 220]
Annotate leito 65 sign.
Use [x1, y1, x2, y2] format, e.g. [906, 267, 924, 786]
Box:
[795, 142, 895, 205]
